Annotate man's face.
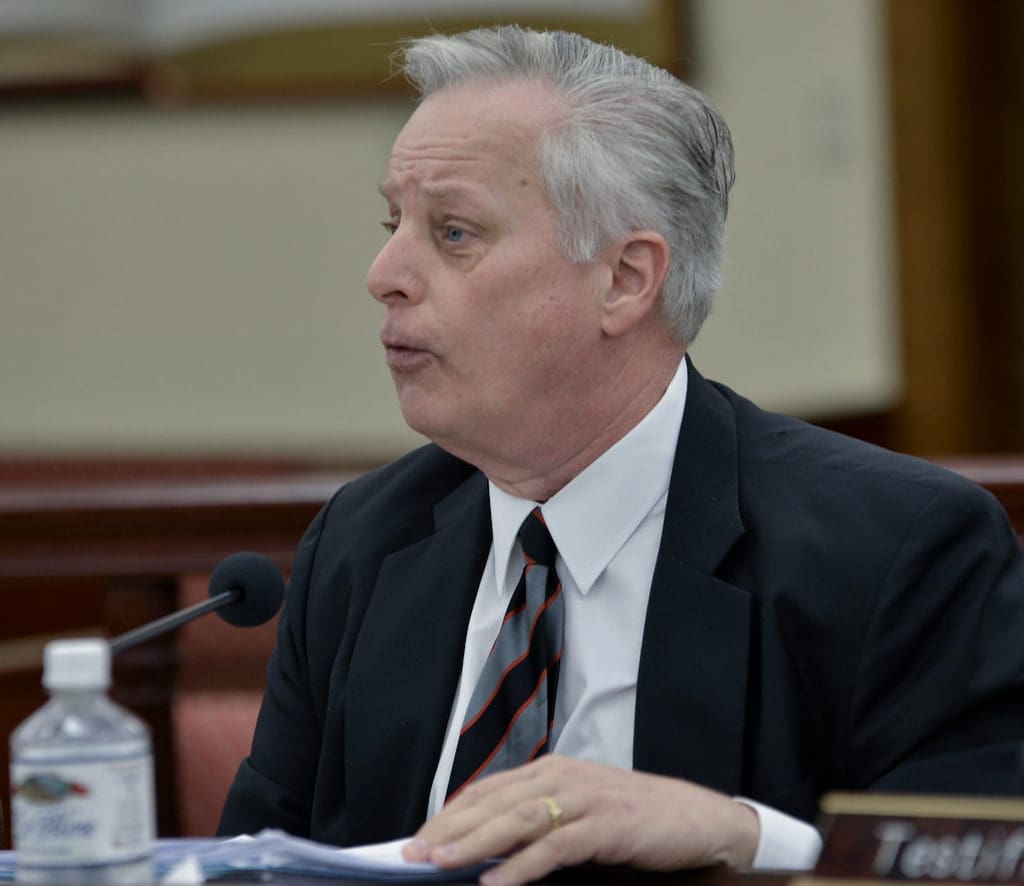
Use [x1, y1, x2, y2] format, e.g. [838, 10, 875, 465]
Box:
[367, 80, 611, 478]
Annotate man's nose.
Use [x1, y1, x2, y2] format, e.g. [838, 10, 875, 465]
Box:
[366, 228, 424, 305]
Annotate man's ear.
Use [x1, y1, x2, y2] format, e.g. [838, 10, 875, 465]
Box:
[600, 231, 671, 337]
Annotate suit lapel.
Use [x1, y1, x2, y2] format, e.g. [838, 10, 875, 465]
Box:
[345, 471, 490, 843]
[634, 359, 752, 796]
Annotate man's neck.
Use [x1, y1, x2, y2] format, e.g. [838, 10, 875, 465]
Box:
[483, 349, 686, 502]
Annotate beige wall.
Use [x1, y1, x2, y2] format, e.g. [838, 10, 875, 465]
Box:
[0, 0, 898, 461]
[688, 0, 898, 417]
[2, 100, 423, 461]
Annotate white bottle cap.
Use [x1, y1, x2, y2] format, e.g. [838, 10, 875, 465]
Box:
[43, 638, 112, 690]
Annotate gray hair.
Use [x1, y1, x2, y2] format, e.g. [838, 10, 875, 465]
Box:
[396, 25, 735, 344]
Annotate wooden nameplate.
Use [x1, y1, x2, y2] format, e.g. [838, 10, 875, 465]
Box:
[798, 792, 1024, 885]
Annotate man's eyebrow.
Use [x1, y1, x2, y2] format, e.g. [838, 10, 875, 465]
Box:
[376, 182, 455, 201]
[422, 182, 481, 201]
[377, 180, 488, 205]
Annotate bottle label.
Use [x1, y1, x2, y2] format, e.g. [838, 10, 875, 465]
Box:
[10, 753, 155, 868]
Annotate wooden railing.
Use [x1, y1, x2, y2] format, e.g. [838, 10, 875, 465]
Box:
[936, 456, 1024, 545]
[1, 454, 1022, 845]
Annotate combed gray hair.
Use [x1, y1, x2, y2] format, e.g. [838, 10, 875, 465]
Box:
[396, 25, 735, 344]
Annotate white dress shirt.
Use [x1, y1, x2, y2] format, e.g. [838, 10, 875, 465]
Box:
[427, 357, 821, 870]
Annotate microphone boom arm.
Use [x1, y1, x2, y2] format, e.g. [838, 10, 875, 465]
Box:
[109, 589, 241, 655]
[106, 551, 284, 656]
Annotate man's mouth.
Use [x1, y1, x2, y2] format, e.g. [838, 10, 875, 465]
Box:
[382, 335, 433, 371]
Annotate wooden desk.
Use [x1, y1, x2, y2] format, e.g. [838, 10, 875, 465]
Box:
[211, 868, 791, 885]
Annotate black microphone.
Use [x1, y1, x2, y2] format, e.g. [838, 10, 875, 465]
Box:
[109, 552, 285, 655]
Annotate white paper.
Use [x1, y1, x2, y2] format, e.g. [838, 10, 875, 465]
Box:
[0, 831, 494, 883]
[152, 830, 493, 881]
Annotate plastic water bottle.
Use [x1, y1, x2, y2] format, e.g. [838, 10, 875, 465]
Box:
[9, 639, 155, 884]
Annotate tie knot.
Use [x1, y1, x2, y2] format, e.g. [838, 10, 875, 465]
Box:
[519, 507, 556, 566]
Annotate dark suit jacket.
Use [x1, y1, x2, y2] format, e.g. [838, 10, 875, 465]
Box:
[219, 360, 1024, 846]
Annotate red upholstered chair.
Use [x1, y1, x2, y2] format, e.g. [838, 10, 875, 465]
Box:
[172, 573, 277, 836]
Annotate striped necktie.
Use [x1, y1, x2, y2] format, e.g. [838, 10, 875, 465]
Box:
[446, 507, 565, 799]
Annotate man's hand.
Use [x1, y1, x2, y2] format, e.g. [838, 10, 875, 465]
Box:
[402, 756, 760, 885]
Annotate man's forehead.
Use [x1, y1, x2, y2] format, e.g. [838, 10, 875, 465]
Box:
[392, 80, 556, 157]
[379, 93, 553, 202]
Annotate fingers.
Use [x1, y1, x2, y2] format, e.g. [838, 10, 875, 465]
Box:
[408, 793, 589, 886]
[402, 756, 761, 885]
[410, 762, 557, 848]
[479, 820, 598, 886]
[403, 757, 631, 882]
[405, 784, 565, 865]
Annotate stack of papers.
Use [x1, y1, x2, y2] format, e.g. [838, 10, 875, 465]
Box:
[0, 830, 494, 883]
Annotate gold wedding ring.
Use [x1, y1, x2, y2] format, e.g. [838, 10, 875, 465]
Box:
[538, 795, 562, 829]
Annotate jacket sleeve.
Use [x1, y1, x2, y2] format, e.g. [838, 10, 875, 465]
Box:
[847, 480, 1024, 794]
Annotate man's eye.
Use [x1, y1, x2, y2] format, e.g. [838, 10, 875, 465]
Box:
[444, 225, 466, 243]
[381, 220, 398, 236]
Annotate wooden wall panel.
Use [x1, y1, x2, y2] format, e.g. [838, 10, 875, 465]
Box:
[888, 0, 1024, 455]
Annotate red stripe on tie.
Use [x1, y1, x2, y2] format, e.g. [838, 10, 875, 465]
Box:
[501, 599, 527, 628]
[460, 580, 562, 736]
[527, 581, 562, 637]
[525, 733, 549, 763]
[459, 647, 532, 735]
[485, 598, 527, 655]
[450, 664, 553, 798]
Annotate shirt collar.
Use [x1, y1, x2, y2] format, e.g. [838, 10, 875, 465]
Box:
[488, 356, 689, 597]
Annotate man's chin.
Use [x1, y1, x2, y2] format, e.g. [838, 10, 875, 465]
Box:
[399, 408, 477, 462]
[397, 400, 450, 444]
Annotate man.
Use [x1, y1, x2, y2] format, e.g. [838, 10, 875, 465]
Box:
[219, 25, 1024, 885]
